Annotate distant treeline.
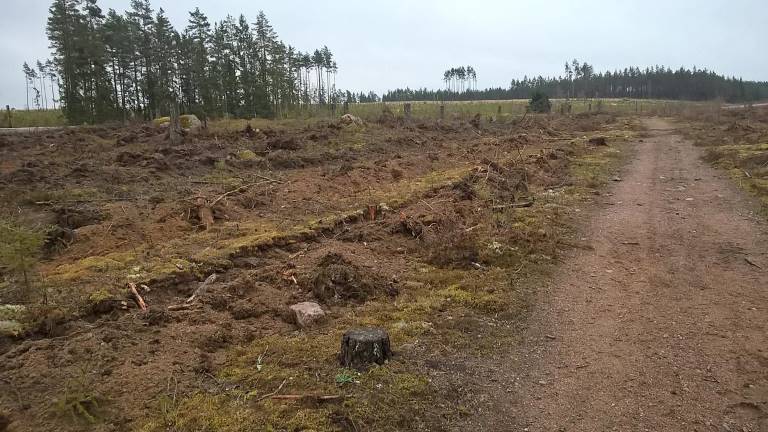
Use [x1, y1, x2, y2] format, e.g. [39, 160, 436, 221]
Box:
[382, 61, 768, 103]
[43, 0, 342, 124]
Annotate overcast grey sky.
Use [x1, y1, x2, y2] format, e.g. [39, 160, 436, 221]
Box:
[1, 0, 766, 108]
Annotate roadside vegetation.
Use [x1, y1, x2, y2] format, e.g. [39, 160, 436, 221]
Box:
[683, 106, 768, 212]
[0, 109, 66, 128]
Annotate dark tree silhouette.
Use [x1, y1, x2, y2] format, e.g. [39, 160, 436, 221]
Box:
[41, 0, 340, 124]
[384, 60, 768, 103]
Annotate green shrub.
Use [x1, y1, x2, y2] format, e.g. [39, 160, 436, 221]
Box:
[528, 91, 552, 113]
[0, 219, 46, 293]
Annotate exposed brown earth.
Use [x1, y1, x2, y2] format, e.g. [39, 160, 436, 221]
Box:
[8, 112, 765, 431]
[0, 114, 634, 431]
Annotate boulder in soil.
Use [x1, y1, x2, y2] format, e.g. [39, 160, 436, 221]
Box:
[289, 301, 326, 328]
[339, 114, 363, 126]
[153, 114, 202, 132]
[339, 327, 392, 370]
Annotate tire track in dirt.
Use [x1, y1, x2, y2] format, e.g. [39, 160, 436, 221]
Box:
[456, 118, 768, 431]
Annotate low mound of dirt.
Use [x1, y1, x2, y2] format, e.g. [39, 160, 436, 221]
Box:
[425, 220, 481, 269]
[54, 205, 104, 229]
[308, 253, 398, 304]
[266, 135, 302, 150]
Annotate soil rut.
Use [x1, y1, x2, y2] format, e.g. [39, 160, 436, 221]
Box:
[459, 118, 768, 431]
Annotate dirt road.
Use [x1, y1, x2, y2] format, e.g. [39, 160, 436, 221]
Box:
[458, 118, 768, 431]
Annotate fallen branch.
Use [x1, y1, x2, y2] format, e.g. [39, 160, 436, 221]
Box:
[129, 282, 148, 311]
[254, 173, 285, 184]
[254, 379, 287, 402]
[621, 241, 640, 245]
[186, 273, 217, 304]
[34, 197, 139, 205]
[166, 273, 217, 311]
[190, 180, 228, 185]
[166, 303, 194, 312]
[492, 200, 534, 210]
[289, 247, 309, 259]
[745, 257, 762, 269]
[270, 394, 344, 402]
[210, 182, 268, 207]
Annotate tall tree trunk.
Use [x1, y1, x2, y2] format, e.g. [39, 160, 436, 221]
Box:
[41, 75, 48, 110]
[50, 79, 56, 109]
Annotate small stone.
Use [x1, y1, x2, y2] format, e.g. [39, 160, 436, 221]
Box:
[338, 113, 363, 126]
[289, 302, 326, 328]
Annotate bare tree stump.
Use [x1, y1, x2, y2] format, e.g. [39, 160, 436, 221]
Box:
[196, 197, 214, 230]
[366, 204, 377, 221]
[439, 104, 445, 119]
[339, 327, 392, 370]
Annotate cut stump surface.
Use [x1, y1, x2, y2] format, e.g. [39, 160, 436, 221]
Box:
[339, 327, 392, 370]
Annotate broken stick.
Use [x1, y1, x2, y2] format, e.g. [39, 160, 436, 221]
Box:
[210, 181, 269, 207]
[167, 273, 217, 311]
[129, 282, 148, 311]
[186, 273, 217, 304]
[491, 200, 534, 210]
[254, 379, 287, 402]
[270, 394, 343, 402]
[166, 303, 194, 311]
[254, 173, 284, 184]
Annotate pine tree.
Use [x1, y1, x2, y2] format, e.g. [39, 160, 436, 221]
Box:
[185, 7, 213, 117]
[22, 62, 34, 110]
[47, 0, 88, 122]
[41, 1, 343, 123]
[153, 8, 178, 114]
[45, 59, 59, 109]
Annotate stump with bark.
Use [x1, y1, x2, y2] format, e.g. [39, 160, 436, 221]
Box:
[339, 327, 392, 370]
[195, 197, 214, 230]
